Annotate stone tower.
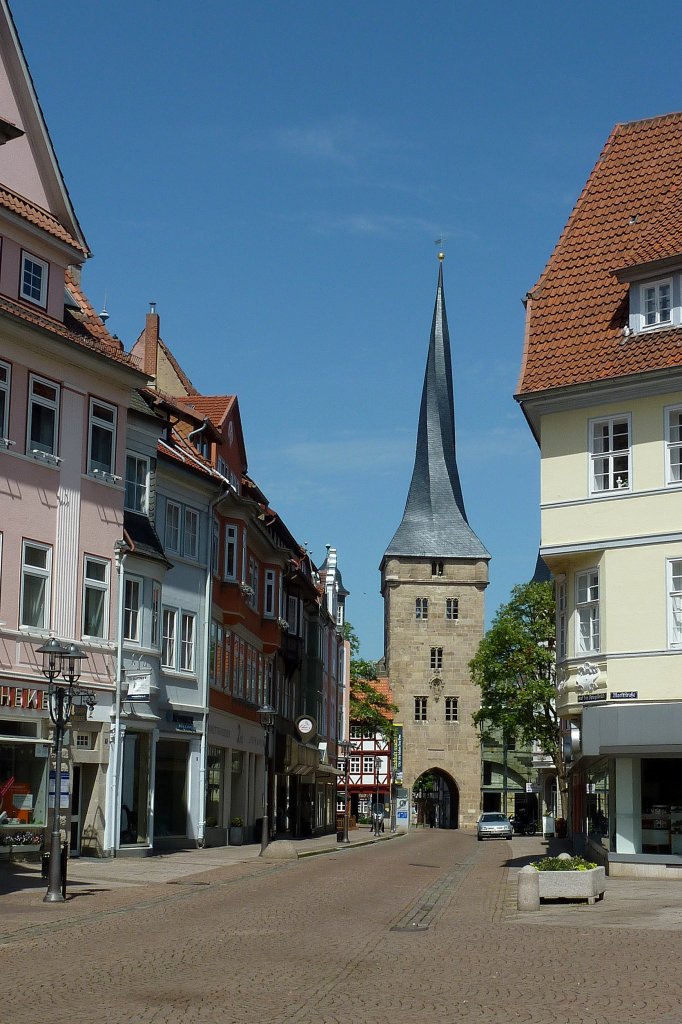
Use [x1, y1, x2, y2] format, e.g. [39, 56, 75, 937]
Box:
[380, 256, 490, 829]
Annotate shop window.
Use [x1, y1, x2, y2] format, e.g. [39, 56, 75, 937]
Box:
[119, 731, 151, 845]
[0, 727, 48, 830]
[154, 739, 188, 838]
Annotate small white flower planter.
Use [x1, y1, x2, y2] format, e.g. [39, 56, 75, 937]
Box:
[537, 865, 606, 904]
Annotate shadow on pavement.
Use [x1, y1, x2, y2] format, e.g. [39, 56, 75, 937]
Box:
[0, 862, 46, 896]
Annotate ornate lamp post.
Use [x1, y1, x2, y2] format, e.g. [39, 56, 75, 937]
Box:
[258, 703, 276, 856]
[338, 740, 352, 844]
[37, 639, 92, 903]
[374, 754, 381, 837]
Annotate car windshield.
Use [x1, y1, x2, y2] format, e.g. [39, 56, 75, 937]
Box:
[481, 813, 507, 822]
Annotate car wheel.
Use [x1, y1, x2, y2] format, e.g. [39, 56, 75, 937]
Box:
[477, 835, 483, 841]
[507, 835, 513, 840]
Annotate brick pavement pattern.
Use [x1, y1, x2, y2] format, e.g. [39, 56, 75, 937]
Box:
[2, 830, 682, 1024]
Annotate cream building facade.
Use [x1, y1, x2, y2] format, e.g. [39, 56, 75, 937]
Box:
[517, 113, 682, 877]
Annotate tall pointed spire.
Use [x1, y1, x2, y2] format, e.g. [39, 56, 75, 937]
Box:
[384, 257, 489, 560]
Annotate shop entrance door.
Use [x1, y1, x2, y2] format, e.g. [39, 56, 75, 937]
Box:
[70, 766, 81, 856]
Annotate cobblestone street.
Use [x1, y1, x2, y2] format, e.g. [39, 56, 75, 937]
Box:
[2, 830, 682, 1024]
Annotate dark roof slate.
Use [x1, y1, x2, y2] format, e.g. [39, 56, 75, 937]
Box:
[384, 263, 489, 561]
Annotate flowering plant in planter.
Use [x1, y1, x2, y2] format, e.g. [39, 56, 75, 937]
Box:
[230, 817, 243, 828]
[534, 856, 596, 872]
[1, 830, 43, 846]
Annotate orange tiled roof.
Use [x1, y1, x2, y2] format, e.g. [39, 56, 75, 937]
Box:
[518, 111, 682, 396]
[0, 185, 88, 255]
[178, 394, 235, 423]
[0, 269, 139, 371]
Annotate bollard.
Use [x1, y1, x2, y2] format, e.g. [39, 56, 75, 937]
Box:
[517, 865, 540, 912]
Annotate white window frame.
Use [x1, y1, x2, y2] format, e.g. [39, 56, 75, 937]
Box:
[0, 359, 10, 440]
[665, 404, 682, 486]
[264, 569, 276, 617]
[125, 453, 150, 513]
[82, 555, 110, 639]
[589, 415, 631, 494]
[183, 507, 199, 560]
[445, 696, 458, 722]
[27, 374, 59, 457]
[641, 278, 672, 330]
[415, 597, 428, 620]
[349, 755, 361, 774]
[414, 696, 427, 721]
[87, 398, 117, 476]
[430, 647, 443, 670]
[165, 501, 181, 552]
[362, 755, 375, 775]
[151, 581, 161, 648]
[576, 569, 600, 653]
[162, 607, 178, 668]
[180, 612, 196, 672]
[123, 576, 142, 643]
[224, 524, 238, 580]
[20, 250, 48, 307]
[20, 540, 52, 630]
[668, 559, 682, 649]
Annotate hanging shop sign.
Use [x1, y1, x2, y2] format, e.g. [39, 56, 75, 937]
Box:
[125, 674, 151, 702]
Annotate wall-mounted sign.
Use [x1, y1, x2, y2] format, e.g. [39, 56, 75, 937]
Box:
[392, 724, 403, 779]
[577, 693, 606, 703]
[610, 691, 637, 700]
[126, 674, 151, 702]
[295, 716, 317, 742]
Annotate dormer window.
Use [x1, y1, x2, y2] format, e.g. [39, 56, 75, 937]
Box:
[642, 279, 672, 328]
[20, 251, 48, 308]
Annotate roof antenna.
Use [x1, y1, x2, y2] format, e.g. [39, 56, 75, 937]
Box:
[434, 234, 446, 262]
[100, 289, 109, 325]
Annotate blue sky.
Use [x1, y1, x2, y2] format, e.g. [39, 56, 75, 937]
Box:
[13, 2, 682, 659]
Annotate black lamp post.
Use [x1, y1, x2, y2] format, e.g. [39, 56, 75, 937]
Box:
[37, 638, 90, 903]
[258, 703, 276, 855]
[374, 755, 381, 837]
[338, 740, 352, 844]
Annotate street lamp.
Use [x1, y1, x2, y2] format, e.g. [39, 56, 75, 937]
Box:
[258, 703, 276, 855]
[37, 639, 91, 903]
[338, 740, 352, 844]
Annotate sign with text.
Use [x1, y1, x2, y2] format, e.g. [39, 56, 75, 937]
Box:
[392, 724, 403, 780]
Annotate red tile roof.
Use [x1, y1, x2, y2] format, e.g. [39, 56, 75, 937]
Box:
[518, 111, 682, 396]
[0, 268, 140, 372]
[0, 185, 88, 256]
[176, 394, 235, 424]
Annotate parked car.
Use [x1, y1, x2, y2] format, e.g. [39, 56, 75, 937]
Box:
[477, 812, 513, 841]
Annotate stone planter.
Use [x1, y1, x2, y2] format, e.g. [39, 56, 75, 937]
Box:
[229, 826, 244, 846]
[537, 865, 606, 904]
[10, 844, 42, 863]
[203, 826, 227, 848]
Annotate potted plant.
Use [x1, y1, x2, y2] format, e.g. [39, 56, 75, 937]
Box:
[532, 855, 606, 904]
[229, 817, 244, 846]
[204, 816, 227, 848]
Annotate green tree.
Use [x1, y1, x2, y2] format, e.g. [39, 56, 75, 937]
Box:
[343, 622, 397, 734]
[469, 581, 566, 815]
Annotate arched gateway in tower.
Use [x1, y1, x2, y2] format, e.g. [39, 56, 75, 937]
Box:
[380, 256, 490, 830]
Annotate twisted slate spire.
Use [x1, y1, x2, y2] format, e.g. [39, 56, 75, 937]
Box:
[384, 260, 490, 560]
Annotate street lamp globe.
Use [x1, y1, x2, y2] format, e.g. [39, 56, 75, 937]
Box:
[37, 637, 67, 681]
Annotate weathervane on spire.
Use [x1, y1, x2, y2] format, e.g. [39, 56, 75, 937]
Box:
[434, 234, 446, 262]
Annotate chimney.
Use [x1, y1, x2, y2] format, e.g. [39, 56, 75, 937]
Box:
[144, 302, 159, 380]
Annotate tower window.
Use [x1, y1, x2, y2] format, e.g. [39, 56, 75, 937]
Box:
[431, 560, 444, 577]
[414, 696, 427, 721]
[415, 597, 428, 620]
[445, 597, 459, 620]
[445, 696, 458, 722]
[430, 647, 443, 670]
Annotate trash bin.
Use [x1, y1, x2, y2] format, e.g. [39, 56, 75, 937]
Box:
[336, 812, 345, 841]
[542, 814, 555, 837]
